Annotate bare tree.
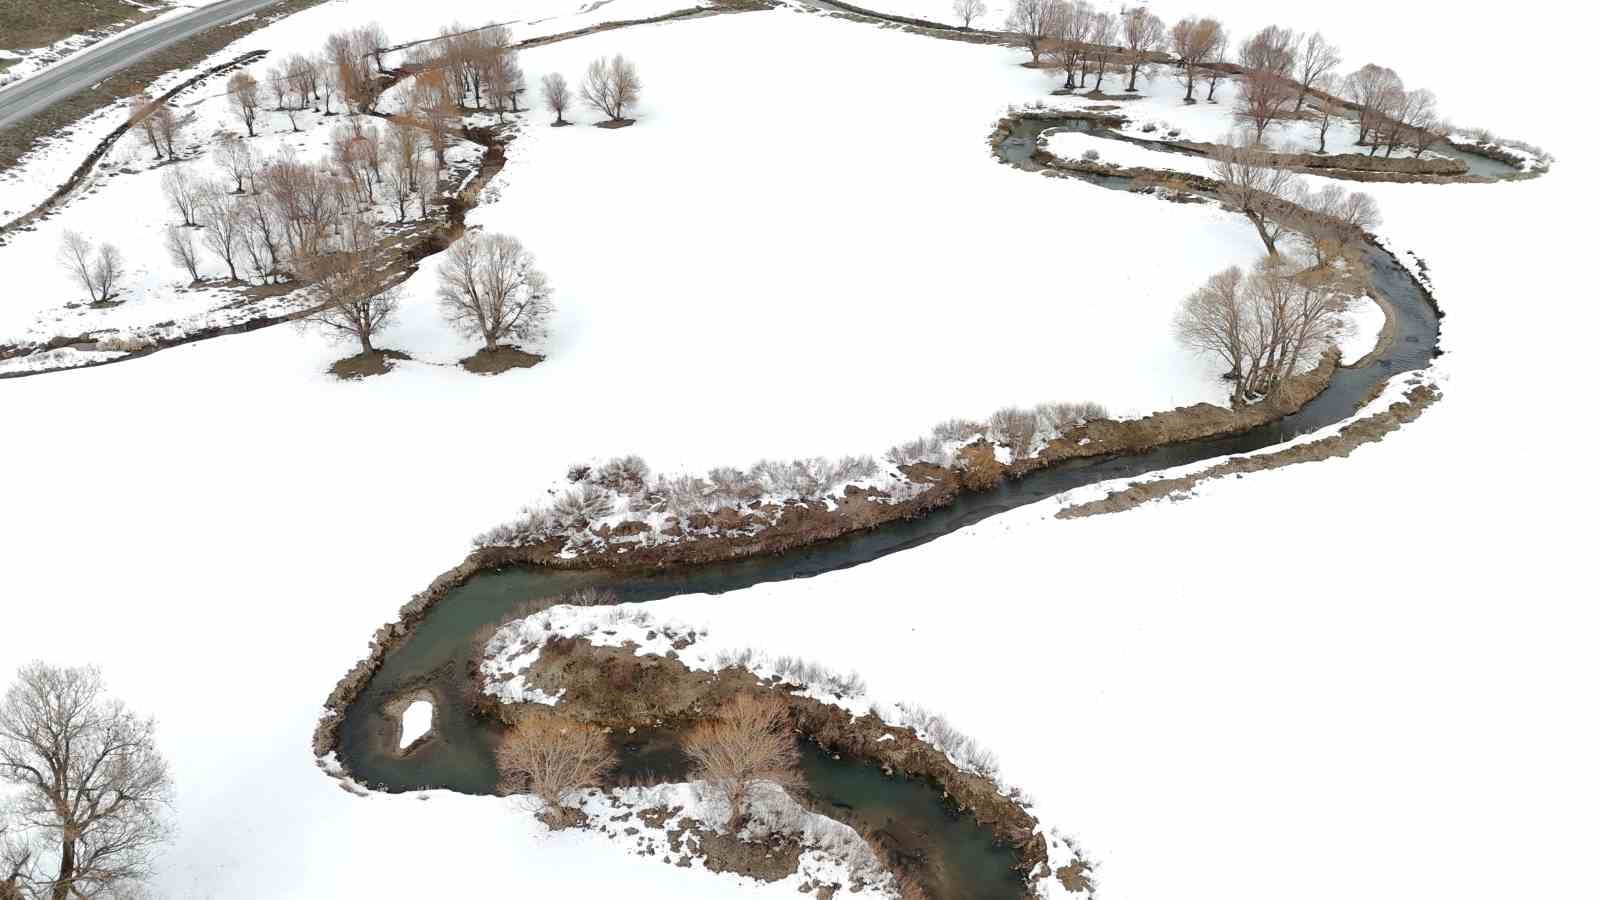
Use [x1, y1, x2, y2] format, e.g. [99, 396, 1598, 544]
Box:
[262, 147, 340, 257]
[483, 50, 526, 122]
[1171, 16, 1223, 103]
[128, 94, 164, 160]
[0, 663, 173, 900]
[164, 224, 203, 282]
[580, 54, 642, 122]
[1239, 24, 1297, 79]
[1234, 66, 1297, 143]
[151, 100, 185, 159]
[541, 72, 572, 126]
[1204, 26, 1230, 102]
[58, 232, 126, 304]
[1312, 72, 1343, 153]
[198, 182, 248, 282]
[162, 164, 203, 227]
[294, 222, 400, 354]
[1346, 63, 1404, 149]
[1210, 133, 1301, 256]
[1121, 7, 1166, 92]
[1048, 1, 1094, 90]
[1005, 0, 1060, 66]
[953, 0, 987, 28]
[437, 231, 552, 351]
[227, 70, 263, 137]
[216, 134, 256, 194]
[1386, 87, 1437, 158]
[1174, 265, 1250, 403]
[495, 711, 616, 828]
[683, 693, 801, 832]
[407, 70, 457, 169]
[1297, 183, 1380, 265]
[1081, 10, 1119, 94]
[1293, 32, 1340, 111]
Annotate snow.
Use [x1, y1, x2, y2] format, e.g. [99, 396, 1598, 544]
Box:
[1335, 294, 1385, 364]
[1044, 128, 1217, 177]
[398, 699, 433, 750]
[0, 2, 1595, 900]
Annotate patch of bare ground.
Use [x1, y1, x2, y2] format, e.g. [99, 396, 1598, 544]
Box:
[461, 346, 544, 374]
[595, 118, 637, 129]
[330, 349, 410, 380]
[0, 0, 168, 57]
[1057, 381, 1440, 520]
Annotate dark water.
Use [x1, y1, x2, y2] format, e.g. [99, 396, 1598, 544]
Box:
[338, 114, 1441, 900]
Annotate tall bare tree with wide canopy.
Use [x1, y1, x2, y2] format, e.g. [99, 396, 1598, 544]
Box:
[0, 663, 173, 900]
[436, 231, 552, 351]
[1121, 6, 1166, 92]
[1005, 0, 1060, 65]
[1171, 16, 1224, 103]
[1293, 32, 1341, 111]
[1210, 133, 1302, 256]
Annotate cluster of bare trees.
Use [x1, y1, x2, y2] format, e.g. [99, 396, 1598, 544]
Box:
[1, 663, 173, 900]
[1015, 2, 1167, 95]
[1210, 132, 1381, 259]
[529, 55, 640, 127]
[1346, 64, 1445, 157]
[56, 232, 125, 304]
[404, 23, 527, 122]
[127, 94, 188, 161]
[1175, 252, 1362, 404]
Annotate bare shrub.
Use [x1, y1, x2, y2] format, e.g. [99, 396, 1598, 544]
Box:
[1034, 400, 1104, 435]
[897, 704, 999, 778]
[496, 710, 616, 828]
[590, 455, 651, 495]
[685, 693, 802, 832]
[932, 418, 985, 443]
[887, 435, 950, 468]
[552, 484, 614, 526]
[987, 406, 1038, 454]
[562, 586, 620, 607]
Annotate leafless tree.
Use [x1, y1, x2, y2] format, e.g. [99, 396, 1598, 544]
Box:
[262, 147, 340, 257]
[1210, 133, 1301, 256]
[1047, 1, 1094, 90]
[226, 70, 263, 137]
[1174, 265, 1250, 403]
[198, 182, 248, 282]
[415, 162, 439, 218]
[953, 0, 987, 28]
[495, 711, 616, 829]
[1083, 10, 1118, 93]
[581, 54, 642, 122]
[128, 94, 164, 160]
[1204, 26, 1229, 102]
[164, 224, 203, 282]
[437, 231, 552, 351]
[1312, 72, 1343, 153]
[240, 184, 281, 270]
[162, 164, 203, 227]
[1234, 66, 1297, 143]
[1293, 32, 1340, 111]
[1239, 24, 1297, 79]
[1346, 63, 1404, 149]
[294, 222, 399, 353]
[0, 663, 173, 900]
[684, 693, 801, 832]
[541, 72, 572, 126]
[58, 232, 124, 303]
[216, 134, 256, 193]
[1297, 183, 1380, 265]
[484, 50, 526, 122]
[407, 70, 457, 169]
[353, 21, 390, 75]
[332, 120, 382, 205]
[1171, 16, 1223, 103]
[1385, 87, 1437, 158]
[1121, 7, 1166, 92]
[265, 62, 291, 109]
[1005, 0, 1060, 66]
[150, 100, 185, 159]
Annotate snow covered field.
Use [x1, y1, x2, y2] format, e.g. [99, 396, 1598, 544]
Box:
[0, 2, 1594, 900]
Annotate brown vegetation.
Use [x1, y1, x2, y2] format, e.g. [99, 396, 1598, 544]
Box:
[496, 710, 617, 828]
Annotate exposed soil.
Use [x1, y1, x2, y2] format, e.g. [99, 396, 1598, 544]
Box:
[596, 118, 637, 129]
[330, 349, 410, 380]
[461, 346, 544, 375]
[1057, 380, 1441, 520]
[0, 0, 171, 56]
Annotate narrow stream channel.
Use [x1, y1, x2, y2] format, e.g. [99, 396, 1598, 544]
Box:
[339, 115, 1441, 900]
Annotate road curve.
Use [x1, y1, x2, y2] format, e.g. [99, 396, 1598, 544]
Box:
[0, 0, 282, 132]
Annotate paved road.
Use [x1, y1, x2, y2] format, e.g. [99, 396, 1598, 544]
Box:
[0, 0, 281, 132]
